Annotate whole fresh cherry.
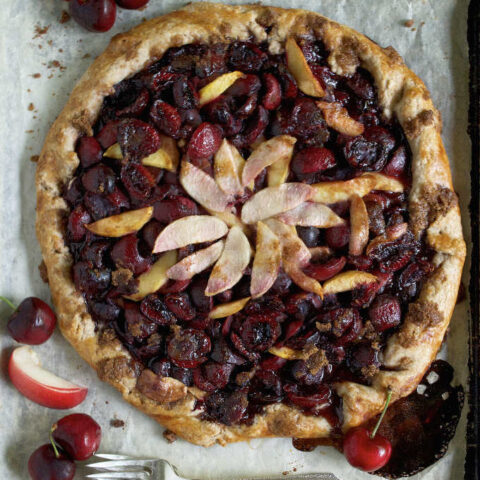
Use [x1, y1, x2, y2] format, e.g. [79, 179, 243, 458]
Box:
[52, 413, 102, 461]
[116, 0, 149, 9]
[28, 444, 75, 480]
[70, 0, 116, 33]
[343, 388, 393, 472]
[3, 296, 56, 345]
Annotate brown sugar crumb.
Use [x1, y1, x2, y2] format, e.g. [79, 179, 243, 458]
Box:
[28, 103, 35, 111]
[110, 418, 125, 428]
[32, 73, 41, 79]
[34, 24, 50, 38]
[315, 321, 331, 332]
[38, 260, 48, 282]
[82, 53, 91, 59]
[48, 60, 66, 72]
[59, 11, 71, 24]
[408, 301, 443, 327]
[163, 430, 177, 443]
[30, 154, 40, 163]
[404, 19, 414, 28]
[282, 472, 288, 476]
[361, 364, 379, 378]
[304, 346, 328, 375]
[112, 268, 134, 288]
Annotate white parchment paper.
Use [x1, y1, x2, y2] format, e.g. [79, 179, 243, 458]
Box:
[0, 1, 471, 479]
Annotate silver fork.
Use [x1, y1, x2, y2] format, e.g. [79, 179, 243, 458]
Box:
[84, 454, 339, 480]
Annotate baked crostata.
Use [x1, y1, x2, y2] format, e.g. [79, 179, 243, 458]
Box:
[36, 3, 465, 447]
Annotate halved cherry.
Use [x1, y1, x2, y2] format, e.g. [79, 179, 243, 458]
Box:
[167, 328, 211, 368]
[303, 257, 347, 281]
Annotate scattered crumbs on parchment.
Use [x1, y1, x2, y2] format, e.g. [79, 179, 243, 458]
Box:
[411, 27, 417, 31]
[28, 103, 35, 111]
[38, 260, 49, 283]
[105, 400, 109, 404]
[38, 44, 43, 49]
[60, 11, 71, 24]
[59, 48, 63, 53]
[420, 21, 425, 27]
[110, 418, 125, 428]
[48, 59, 66, 71]
[32, 73, 41, 79]
[27, 88, 31, 92]
[404, 19, 414, 28]
[82, 53, 91, 59]
[25, 130, 34, 134]
[48, 39, 53, 47]
[162, 430, 177, 443]
[34, 24, 50, 39]
[282, 472, 288, 476]
[293, 468, 297, 472]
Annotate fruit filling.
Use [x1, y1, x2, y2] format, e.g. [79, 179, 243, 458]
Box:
[63, 39, 435, 427]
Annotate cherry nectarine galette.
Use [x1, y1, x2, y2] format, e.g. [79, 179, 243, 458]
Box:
[36, 3, 465, 446]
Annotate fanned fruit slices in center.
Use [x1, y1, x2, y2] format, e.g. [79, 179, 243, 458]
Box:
[64, 37, 434, 427]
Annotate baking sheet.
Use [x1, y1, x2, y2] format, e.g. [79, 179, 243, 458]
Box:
[0, 0, 471, 479]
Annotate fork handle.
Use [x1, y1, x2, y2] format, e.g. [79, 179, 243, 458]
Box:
[225, 475, 337, 480]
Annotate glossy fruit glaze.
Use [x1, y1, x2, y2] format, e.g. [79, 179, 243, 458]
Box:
[63, 39, 435, 427]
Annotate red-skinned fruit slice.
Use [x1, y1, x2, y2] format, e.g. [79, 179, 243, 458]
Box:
[180, 161, 231, 212]
[70, 0, 116, 33]
[241, 183, 312, 224]
[343, 388, 393, 472]
[9, 346, 88, 409]
[250, 222, 281, 298]
[206, 226, 251, 296]
[167, 240, 225, 280]
[241, 135, 296, 187]
[153, 215, 228, 253]
[52, 413, 101, 461]
[276, 202, 345, 228]
[349, 194, 369, 256]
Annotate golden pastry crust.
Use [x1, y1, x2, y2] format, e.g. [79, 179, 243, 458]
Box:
[35, 2, 465, 446]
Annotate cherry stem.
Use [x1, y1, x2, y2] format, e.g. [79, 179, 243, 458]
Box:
[370, 388, 392, 439]
[0, 296, 17, 311]
[49, 425, 61, 459]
